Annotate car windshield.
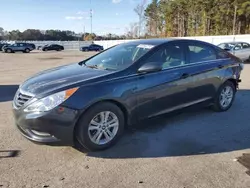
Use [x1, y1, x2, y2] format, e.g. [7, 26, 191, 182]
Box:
[82, 43, 154, 71]
[218, 43, 236, 50]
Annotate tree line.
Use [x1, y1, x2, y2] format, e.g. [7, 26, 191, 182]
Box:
[144, 0, 250, 37]
[1, 0, 250, 41]
[0, 28, 127, 41]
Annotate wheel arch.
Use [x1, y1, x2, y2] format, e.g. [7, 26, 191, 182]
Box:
[226, 78, 238, 89]
[73, 99, 130, 136]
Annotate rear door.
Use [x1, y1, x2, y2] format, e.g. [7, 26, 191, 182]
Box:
[135, 41, 195, 119]
[239, 43, 250, 60]
[19, 43, 26, 51]
[183, 41, 229, 103]
[233, 43, 244, 60]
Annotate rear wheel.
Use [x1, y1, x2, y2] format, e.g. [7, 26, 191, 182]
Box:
[76, 102, 125, 151]
[24, 48, 30, 53]
[212, 81, 236, 112]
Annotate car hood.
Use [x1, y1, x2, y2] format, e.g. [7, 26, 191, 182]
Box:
[20, 63, 110, 95]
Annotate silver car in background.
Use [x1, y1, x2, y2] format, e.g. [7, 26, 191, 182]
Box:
[2, 42, 35, 53]
[218, 42, 250, 62]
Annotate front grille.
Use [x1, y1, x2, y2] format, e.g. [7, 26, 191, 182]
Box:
[14, 90, 33, 108]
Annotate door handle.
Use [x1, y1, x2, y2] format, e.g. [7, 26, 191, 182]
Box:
[181, 73, 190, 79]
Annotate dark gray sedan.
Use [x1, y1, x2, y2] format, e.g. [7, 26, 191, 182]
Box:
[13, 39, 244, 151]
[218, 42, 250, 61]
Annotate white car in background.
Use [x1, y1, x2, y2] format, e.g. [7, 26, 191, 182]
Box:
[218, 42, 250, 62]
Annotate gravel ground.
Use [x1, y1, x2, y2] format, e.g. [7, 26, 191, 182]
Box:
[0, 50, 250, 188]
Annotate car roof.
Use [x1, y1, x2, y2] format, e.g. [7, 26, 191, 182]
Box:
[125, 38, 175, 46]
[219, 41, 249, 44]
[123, 38, 213, 46]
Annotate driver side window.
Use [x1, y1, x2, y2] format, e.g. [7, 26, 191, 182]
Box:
[145, 43, 186, 69]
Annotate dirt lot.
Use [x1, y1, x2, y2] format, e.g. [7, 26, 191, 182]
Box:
[0, 50, 250, 188]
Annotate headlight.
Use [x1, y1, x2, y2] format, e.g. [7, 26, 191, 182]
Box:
[24, 87, 78, 112]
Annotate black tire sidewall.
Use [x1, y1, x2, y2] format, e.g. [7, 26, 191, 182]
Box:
[76, 102, 125, 151]
[215, 81, 236, 111]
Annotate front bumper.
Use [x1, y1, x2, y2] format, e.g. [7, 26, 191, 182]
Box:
[13, 106, 80, 146]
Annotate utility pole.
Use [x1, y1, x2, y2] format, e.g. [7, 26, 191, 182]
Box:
[83, 25, 85, 41]
[90, 0, 93, 35]
[233, 2, 237, 35]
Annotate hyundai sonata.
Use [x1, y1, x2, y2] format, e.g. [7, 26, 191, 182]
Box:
[13, 39, 244, 151]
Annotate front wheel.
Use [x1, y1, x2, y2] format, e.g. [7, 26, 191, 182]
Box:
[76, 102, 125, 151]
[212, 81, 236, 112]
[5, 49, 12, 53]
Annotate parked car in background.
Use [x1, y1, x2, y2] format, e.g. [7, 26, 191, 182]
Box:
[218, 42, 250, 61]
[2, 43, 35, 53]
[13, 39, 244, 151]
[0, 43, 10, 51]
[42, 44, 64, 51]
[80, 44, 104, 52]
[37, 44, 48, 50]
[26, 43, 36, 50]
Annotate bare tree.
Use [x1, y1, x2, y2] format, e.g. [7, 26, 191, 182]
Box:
[134, 0, 147, 38]
[125, 22, 139, 39]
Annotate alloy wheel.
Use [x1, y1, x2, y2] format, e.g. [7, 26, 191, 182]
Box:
[219, 86, 234, 108]
[88, 111, 119, 145]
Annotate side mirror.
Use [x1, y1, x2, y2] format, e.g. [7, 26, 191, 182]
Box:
[137, 62, 162, 74]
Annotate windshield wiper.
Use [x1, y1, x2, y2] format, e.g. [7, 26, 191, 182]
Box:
[80, 62, 115, 71]
[81, 62, 98, 69]
[87, 65, 98, 69]
[103, 67, 117, 71]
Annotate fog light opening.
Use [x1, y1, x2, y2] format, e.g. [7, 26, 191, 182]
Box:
[30, 130, 51, 137]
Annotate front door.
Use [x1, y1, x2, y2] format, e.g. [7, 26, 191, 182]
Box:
[135, 41, 194, 119]
[89, 45, 95, 51]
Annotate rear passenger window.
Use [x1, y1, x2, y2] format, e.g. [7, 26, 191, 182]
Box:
[242, 43, 250, 49]
[188, 43, 216, 63]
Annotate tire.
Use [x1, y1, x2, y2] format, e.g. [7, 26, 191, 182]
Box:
[76, 102, 125, 151]
[5, 48, 12, 53]
[212, 81, 236, 112]
[84, 49, 88, 52]
[24, 48, 30, 53]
